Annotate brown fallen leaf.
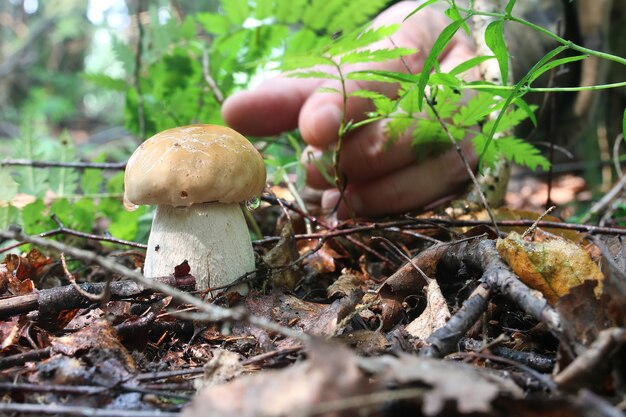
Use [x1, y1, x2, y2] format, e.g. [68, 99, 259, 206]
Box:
[377, 353, 523, 415]
[193, 348, 244, 391]
[327, 269, 367, 299]
[496, 231, 604, 305]
[183, 341, 376, 417]
[50, 319, 136, 372]
[263, 222, 301, 291]
[405, 279, 450, 340]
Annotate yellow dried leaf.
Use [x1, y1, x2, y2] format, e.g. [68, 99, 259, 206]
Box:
[496, 231, 603, 305]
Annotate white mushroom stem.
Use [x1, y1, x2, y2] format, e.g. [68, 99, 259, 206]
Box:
[143, 203, 254, 293]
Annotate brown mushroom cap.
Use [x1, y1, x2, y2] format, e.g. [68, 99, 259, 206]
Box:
[124, 124, 266, 208]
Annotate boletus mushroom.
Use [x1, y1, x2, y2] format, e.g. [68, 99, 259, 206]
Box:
[123, 124, 266, 293]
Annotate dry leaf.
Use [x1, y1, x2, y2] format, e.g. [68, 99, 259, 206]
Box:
[264, 222, 301, 291]
[183, 341, 376, 417]
[194, 348, 244, 391]
[327, 269, 366, 299]
[378, 353, 523, 415]
[496, 231, 604, 304]
[405, 279, 450, 340]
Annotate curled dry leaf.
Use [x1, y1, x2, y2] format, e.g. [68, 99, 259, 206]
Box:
[496, 231, 604, 305]
[327, 269, 367, 299]
[194, 348, 244, 391]
[263, 222, 301, 291]
[405, 279, 450, 340]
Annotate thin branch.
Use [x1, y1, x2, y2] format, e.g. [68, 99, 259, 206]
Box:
[201, 49, 224, 105]
[0, 215, 147, 255]
[60, 253, 109, 302]
[0, 159, 126, 170]
[134, 0, 147, 139]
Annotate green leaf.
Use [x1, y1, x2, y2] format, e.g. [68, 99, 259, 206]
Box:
[196, 12, 231, 35]
[479, 45, 569, 160]
[48, 132, 79, 198]
[339, 47, 415, 65]
[404, 0, 440, 22]
[222, 0, 250, 25]
[111, 36, 135, 74]
[418, 18, 466, 110]
[450, 55, 494, 76]
[328, 24, 400, 56]
[445, 4, 470, 36]
[347, 70, 419, 84]
[0, 167, 18, 203]
[623, 107, 626, 143]
[453, 92, 496, 126]
[528, 55, 588, 84]
[275, 0, 307, 23]
[255, 0, 275, 20]
[326, 0, 388, 33]
[482, 104, 537, 134]
[287, 70, 340, 80]
[82, 73, 128, 91]
[505, 0, 517, 15]
[0, 205, 20, 232]
[497, 137, 550, 170]
[485, 20, 509, 85]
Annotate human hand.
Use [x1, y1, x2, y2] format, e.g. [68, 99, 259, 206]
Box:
[222, 1, 479, 218]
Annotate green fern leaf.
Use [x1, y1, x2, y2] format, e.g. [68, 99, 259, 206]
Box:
[452, 92, 495, 126]
[497, 137, 550, 170]
[48, 132, 79, 197]
[275, 0, 307, 23]
[222, 0, 250, 25]
[327, 0, 388, 32]
[340, 47, 415, 65]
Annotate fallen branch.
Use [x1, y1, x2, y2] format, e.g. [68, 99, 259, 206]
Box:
[0, 275, 195, 319]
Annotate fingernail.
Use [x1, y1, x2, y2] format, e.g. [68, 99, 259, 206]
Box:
[321, 189, 341, 211]
[322, 189, 364, 219]
[304, 105, 343, 146]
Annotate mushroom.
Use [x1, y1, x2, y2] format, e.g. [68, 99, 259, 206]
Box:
[123, 124, 266, 293]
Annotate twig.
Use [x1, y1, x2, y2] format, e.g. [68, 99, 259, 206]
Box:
[0, 227, 310, 342]
[0, 215, 147, 255]
[580, 173, 626, 224]
[0, 159, 126, 170]
[61, 253, 108, 302]
[0, 348, 51, 371]
[134, 0, 147, 139]
[420, 283, 492, 358]
[452, 350, 557, 392]
[554, 327, 626, 391]
[201, 49, 224, 105]
[0, 403, 179, 417]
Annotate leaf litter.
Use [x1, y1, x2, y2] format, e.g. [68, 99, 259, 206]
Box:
[1, 203, 625, 417]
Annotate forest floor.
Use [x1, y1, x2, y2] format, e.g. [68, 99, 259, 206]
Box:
[1, 171, 625, 417]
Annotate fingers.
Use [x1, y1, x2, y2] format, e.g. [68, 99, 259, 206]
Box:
[299, 3, 453, 147]
[303, 120, 416, 189]
[321, 140, 477, 218]
[221, 77, 323, 136]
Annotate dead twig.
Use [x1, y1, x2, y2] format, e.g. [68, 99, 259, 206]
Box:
[554, 327, 626, 391]
[0, 159, 126, 170]
[61, 253, 109, 302]
[0, 274, 194, 320]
